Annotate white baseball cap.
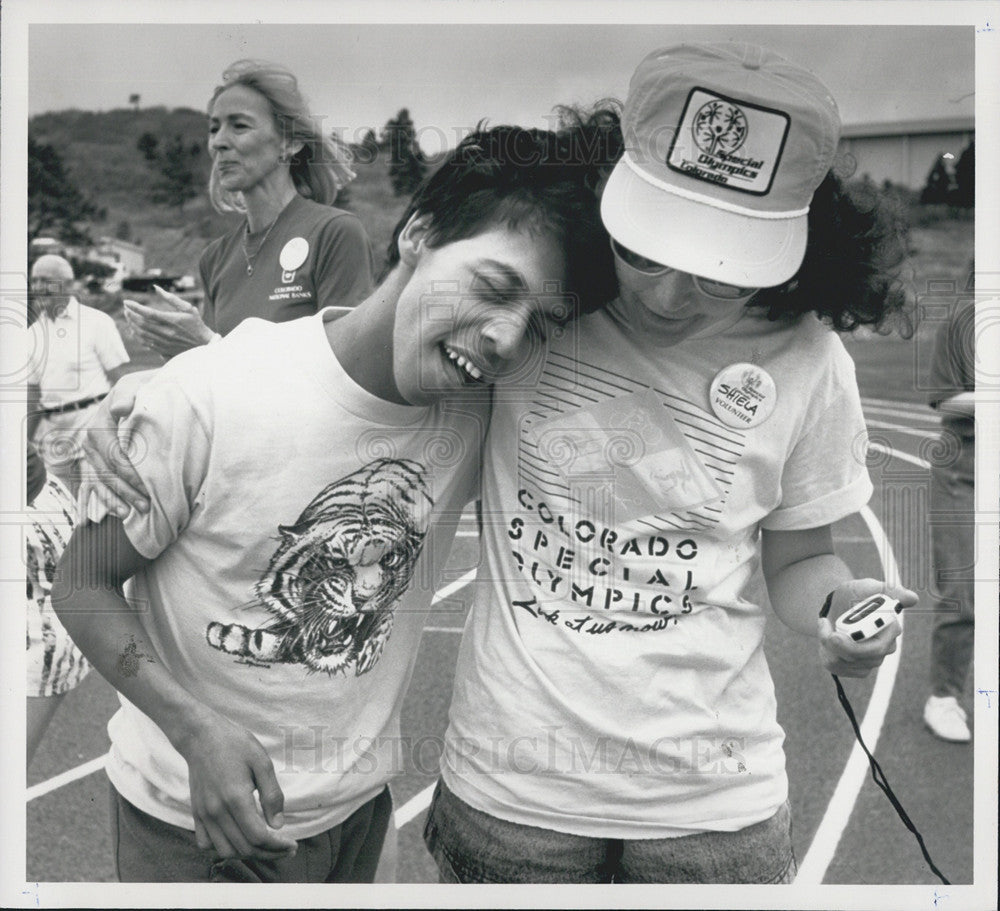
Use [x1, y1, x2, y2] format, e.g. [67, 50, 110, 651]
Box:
[601, 42, 841, 288]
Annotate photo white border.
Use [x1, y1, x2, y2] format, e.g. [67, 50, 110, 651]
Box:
[2, 2, 997, 909]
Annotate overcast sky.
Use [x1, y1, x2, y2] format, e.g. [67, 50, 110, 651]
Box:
[23, 17, 977, 153]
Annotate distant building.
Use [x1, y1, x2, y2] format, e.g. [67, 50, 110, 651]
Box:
[94, 236, 145, 276]
[838, 117, 974, 190]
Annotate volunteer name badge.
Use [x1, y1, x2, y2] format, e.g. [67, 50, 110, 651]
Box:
[280, 237, 309, 282]
[710, 363, 776, 429]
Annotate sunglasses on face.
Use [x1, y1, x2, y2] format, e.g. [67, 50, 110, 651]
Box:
[610, 239, 758, 301]
[30, 280, 68, 295]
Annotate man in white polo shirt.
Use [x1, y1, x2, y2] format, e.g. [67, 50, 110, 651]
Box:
[27, 254, 130, 489]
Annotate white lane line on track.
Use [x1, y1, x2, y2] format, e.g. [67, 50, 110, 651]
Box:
[27, 573, 478, 804]
[794, 503, 905, 884]
[395, 783, 437, 829]
[27, 754, 108, 802]
[862, 403, 937, 420]
[865, 420, 939, 439]
[430, 569, 476, 605]
[868, 442, 931, 470]
[391, 573, 475, 826]
[861, 396, 933, 413]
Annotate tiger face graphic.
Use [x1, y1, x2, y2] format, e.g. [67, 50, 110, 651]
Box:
[206, 458, 432, 676]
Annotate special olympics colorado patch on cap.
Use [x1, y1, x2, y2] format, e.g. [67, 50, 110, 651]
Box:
[599, 42, 841, 288]
[667, 89, 790, 196]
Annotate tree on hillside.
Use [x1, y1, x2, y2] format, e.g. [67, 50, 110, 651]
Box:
[129, 93, 141, 112]
[137, 132, 159, 161]
[355, 128, 380, 164]
[920, 155, 953, 205]
[382, 109, 426, 197]
[28, 135, 102, 244]
[950, 140, 974, 208]
[138, 133, 203, 210]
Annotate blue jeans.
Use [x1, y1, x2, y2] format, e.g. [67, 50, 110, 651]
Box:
[929, 462, 975, 700]
[423, 779, 796, 883]
[110, 783, 391, 883]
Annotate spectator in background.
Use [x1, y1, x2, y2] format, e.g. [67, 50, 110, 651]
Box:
[27, 254, 130, 491]
[923, 264, 976, 743]
[122, 59, 374, 359]
[26, 443, 90, 764]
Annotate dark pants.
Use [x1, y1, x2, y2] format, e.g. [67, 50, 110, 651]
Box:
[110, 783, 391, 883]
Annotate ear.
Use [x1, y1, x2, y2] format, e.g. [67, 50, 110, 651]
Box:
[397, 212, 432, 268]
[281, 139, 305, 162]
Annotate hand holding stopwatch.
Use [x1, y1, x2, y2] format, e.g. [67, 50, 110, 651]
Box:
[818, 588, 949, 885]
[834, 593, 903, 641]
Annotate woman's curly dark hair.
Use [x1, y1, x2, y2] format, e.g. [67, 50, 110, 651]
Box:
[747, 169, 913, 336]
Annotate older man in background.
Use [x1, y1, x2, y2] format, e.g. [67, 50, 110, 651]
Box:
[27, 254, 130, 490]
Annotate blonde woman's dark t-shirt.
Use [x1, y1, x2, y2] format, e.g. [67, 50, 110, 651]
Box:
[199, 194, 375, 336]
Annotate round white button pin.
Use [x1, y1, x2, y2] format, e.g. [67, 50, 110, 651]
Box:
[709, 363, 776, 429]
[279, 237, 309, 272]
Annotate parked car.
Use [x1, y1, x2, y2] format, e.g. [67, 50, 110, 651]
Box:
[120, 273, 202, 308]
[121, 274, 184, 294]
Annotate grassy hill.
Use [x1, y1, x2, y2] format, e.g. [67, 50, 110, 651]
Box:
[29, 107, 412, 279]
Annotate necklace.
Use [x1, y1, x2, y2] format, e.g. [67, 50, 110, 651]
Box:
[240, 217, 279, 276]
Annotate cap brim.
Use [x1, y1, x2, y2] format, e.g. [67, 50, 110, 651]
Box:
[600, 161, 807, 288]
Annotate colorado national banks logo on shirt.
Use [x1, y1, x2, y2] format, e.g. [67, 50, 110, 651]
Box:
[710, 363, 776, 429]
[667, 88, 790, 195]
[279, 237, 309, 284]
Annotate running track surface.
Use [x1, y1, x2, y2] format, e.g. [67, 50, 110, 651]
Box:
[21, 396, 987, 902]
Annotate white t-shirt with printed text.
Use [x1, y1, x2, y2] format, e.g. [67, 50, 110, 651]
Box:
[442, 304, 873, 838]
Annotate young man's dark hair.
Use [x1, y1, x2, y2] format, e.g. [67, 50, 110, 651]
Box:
[382, 123, 618, 316]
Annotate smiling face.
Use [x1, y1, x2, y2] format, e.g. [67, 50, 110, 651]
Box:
[391, 226, 569, 406]
[29, 255, 74, 318]
[208, 84, 290, 196]
[611, 238, 758, 341]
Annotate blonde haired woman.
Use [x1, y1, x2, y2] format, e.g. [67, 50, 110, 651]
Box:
[126, 60, 374, 357]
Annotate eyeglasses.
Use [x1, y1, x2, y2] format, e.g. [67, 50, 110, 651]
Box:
[30, 279, 68, 295]
[610, 239, 757, 301]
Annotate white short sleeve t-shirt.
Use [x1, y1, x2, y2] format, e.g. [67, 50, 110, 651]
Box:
[107, 311, 485, 838]
[442, 305, 872, 839]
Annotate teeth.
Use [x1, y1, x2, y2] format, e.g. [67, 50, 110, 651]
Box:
[444, 345, 484, 381]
